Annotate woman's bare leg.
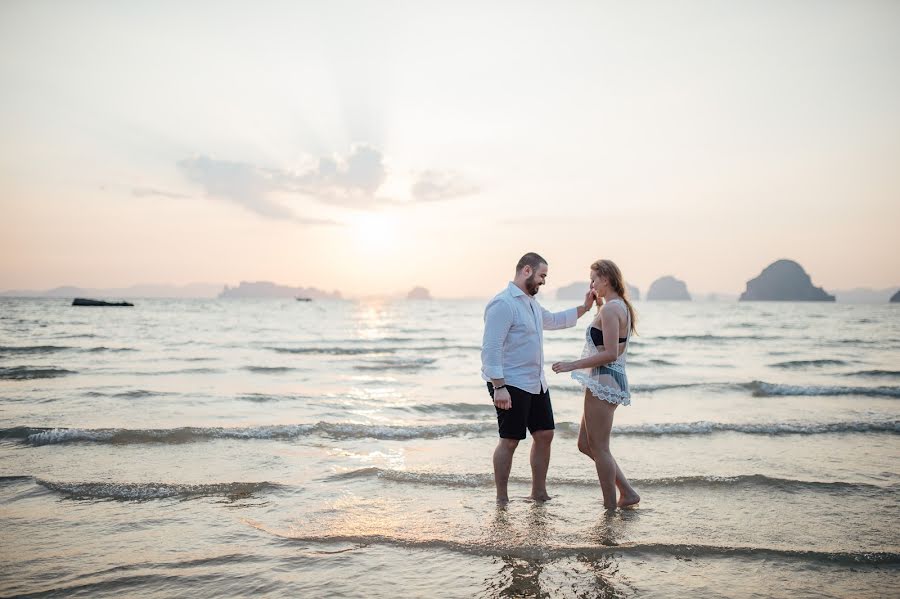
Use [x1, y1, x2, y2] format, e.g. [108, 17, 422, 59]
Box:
[583, 383, 640, 509]
[580, 408, 639, 503]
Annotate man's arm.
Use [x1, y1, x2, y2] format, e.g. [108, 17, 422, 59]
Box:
[541, 289, 595, 330]
[482, 300, 514, 409]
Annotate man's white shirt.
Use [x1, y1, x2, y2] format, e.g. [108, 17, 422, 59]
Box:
[481, 282, 578, 394]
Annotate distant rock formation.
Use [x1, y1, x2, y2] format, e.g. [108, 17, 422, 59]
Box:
[891, 290, 900, 303]
[556, 282, 640, 301]
[1, 283, 222, 298]
[647, 276, 691, 301]
[218, 281, 342, 300]
[72, 298, 134, 307]
[407, 286, 432, 300]
[739, 260, 834, 302]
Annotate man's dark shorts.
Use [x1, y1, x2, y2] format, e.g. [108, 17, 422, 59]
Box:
[486, 382, 555, 440]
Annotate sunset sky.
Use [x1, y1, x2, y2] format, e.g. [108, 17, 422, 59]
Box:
[2, 1, 898, 298]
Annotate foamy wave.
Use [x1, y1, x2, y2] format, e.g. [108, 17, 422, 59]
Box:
[0, 366, 76, 380]
[846, 370, 900, 379]
[13, 422, 494, 445]
[614, 421, 899, 435]
[326, 468, 895, 494]
[259, 529, 900, 565]
[36, 479, 281, 501]
[746, 381, 900, 398]
[6, 418, 896, 446]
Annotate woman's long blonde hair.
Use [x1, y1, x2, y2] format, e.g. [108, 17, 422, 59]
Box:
[591, 259, 637, 335]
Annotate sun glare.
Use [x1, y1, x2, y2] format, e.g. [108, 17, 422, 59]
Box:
[350, 213, 398, 253]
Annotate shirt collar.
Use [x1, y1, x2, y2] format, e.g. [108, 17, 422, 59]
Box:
[507, 281, 528, 298]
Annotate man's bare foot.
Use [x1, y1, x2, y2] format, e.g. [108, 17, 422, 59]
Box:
[617, 492, 640, 508]
[528, 493, 552, 502]
[496, 496, 510, 505]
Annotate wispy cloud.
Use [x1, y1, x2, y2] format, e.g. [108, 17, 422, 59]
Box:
[176, 145, 477, 220]
[410, 170, 479, 203]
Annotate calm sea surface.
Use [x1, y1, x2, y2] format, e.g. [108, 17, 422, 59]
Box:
[1, 298, 898, 598]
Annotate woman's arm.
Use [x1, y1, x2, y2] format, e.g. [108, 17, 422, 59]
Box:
[552, 304, 623, 373]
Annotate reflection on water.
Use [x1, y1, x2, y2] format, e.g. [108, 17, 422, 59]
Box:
[483, 503, 628, 598]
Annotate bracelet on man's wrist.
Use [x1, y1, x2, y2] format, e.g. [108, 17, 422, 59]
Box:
[494, 384, 507, 390]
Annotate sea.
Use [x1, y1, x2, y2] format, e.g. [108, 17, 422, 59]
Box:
[1, 297, 898, 598]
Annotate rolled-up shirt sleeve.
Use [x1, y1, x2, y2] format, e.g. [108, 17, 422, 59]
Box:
[541, 306, 578, 330]
[481, 299, 513, 379]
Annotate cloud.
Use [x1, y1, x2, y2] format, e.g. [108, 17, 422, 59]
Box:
[176, 145, 475, 219]
[177, 144, 390, 219]
[410, 170, 479, 203]
[275, 143, 388, 206]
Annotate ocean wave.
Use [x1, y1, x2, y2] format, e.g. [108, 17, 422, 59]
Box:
[269, 345, 479, 356]
[651, 334, 783, 342]
[326, 468, 895, 495]
[0, 345, 71, 356]
[629, 382, 712, 393]
[746, 381, 900, 398]
[137, 367, 223, 375]
[0, 366, 76, 380]
[35, 479, 281, 501]
[613, 421, 899, 435]
[5, 419, 896, 446]
[0, 475, 33, 485]
[86, 346, 137, 353]
[627, 359, 678, 368]
[258, 529, 900, 566]
[405, 402, 490, 415]
[769, 359, 849, 369]
[354, 358, 436, 371]
[243, 366, 298, 374]
[269, 346, 397, 355]
[83, 389, 172, 399]
[846, 370, 900, 379]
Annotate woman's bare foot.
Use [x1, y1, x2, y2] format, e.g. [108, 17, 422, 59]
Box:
[528, 493, 552, 502]
[617, 492, 640, 508]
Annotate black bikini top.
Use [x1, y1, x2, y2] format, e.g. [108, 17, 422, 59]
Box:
[590, 326, 628, 347]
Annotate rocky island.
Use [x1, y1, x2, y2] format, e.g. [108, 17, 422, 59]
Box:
[647, 276, 691, 301]
[407, 287, 432, 300]
[218, 281, 342, 299]
[739, 260, 834, 301]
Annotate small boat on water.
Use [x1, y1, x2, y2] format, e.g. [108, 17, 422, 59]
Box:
[295, 297, 312, 302]
[72, 298, 134, 307]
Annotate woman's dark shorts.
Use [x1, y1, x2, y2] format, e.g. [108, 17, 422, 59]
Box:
[486, 382, 555, 440]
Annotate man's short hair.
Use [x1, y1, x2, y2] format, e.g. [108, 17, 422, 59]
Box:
[516, 252, 547, 273]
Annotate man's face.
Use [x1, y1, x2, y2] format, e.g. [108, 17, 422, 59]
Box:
[525, 263, 549, 296]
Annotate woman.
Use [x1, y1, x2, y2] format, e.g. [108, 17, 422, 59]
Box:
[552, 259, 640, 509]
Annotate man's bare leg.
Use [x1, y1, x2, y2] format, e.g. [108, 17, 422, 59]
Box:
[493, 437, 519, 503]
[529, 429, 553, 501]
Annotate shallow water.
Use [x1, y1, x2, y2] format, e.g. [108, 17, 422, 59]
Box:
[1, 298, 898, 597]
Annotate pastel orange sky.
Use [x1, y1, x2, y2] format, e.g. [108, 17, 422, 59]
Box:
[2, 1, 899, 298]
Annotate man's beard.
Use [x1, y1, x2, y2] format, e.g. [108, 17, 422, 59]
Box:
[525, 274, 541, 296]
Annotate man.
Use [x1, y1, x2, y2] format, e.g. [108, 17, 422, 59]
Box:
[481, 252, 594, 503]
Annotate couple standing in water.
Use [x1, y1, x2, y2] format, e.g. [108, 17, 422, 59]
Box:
[481, 252, 640, 509]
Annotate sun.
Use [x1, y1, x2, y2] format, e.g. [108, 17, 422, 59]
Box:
[349, 213, 398, 253]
